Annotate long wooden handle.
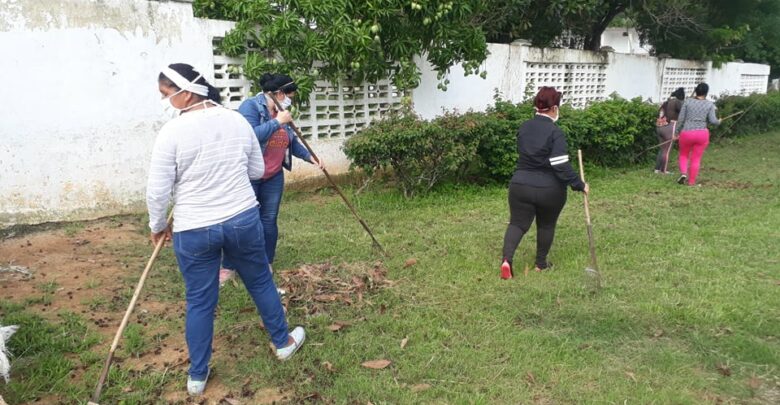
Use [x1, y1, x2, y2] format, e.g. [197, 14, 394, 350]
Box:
[265, 93, 386, 255]
[578, 150, 599, 273]
[91, 212, 173, 403]
[577, 150, 591, 226]
[719, 110, 744, 122]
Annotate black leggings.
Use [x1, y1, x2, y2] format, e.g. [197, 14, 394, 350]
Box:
[502, 182, 567, 268]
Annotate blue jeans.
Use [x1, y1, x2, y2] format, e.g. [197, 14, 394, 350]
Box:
[252, 170, 285, 264]
[221, 171, 284, 270]
[173, 207, 289, 380]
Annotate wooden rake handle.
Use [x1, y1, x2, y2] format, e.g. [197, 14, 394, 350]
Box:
[265, 92, 386, 255]
[91, 212, 173, 404]
[577, 150, 591, 226]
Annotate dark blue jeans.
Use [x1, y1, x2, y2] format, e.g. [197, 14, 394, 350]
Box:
[222, 170, 285, 270]
[252, 170, 285, 264]
[173, 207, 289, 380]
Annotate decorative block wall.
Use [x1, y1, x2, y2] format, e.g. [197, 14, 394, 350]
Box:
[661, 67, 707, 98]
[524, 62, 607, 108]
[739, 74, 768, 95]
[211, 38, 405, 143]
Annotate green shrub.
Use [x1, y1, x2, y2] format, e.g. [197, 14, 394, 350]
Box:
[559, 96, 659, 167]
[475, 96, 658, 180]
[713, 91, 780, 138]
[474, 99, 535, 181]
[344, 91, 778, 196]
[343, 110, 480, 197]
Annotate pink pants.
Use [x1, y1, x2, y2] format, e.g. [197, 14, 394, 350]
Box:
[678, 129, 710, 185]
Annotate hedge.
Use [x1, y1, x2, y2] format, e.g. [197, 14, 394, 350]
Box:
[343, 91, 780, 196]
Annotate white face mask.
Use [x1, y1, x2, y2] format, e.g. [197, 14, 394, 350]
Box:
[551, 106, 560, 123]
[160, 89, 185, 119]
[280, 95, 293, 110]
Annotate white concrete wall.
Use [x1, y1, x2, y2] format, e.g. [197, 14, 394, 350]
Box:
[413, 43, 770, 120]
[601, 28, 651, 55]
[0, 0, 346, 227]
[605, 53, 661, 101]
[0, 0, 221, 226]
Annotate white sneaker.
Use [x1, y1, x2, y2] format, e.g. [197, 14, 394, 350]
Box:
[218, 268, 235, 287]
[187, 369, 209, 396]
[275, 327, 305, 361]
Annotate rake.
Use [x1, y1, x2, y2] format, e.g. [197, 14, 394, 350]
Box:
[266, 93, 387, 256]
[88, 213, 173, 404]
[577, 150, 602, 290]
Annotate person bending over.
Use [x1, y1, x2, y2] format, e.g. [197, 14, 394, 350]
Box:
[148, 63, 305, 396]
[220, 73, 324, 285]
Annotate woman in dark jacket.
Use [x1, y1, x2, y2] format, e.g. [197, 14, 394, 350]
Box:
[655, 87, 685, 174]
[500, 87, 589, 279]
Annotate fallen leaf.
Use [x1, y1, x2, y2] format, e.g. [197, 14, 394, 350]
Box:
[410, 383, 431, 392]
[379, 303, 387, 314]
[400, 336, 409, 349]
[314, 294, 339, 302]
[716, 363, 732, 377]
[653, 329, 665, 338]
[223, 398, 241, 405]
[625, 371, 637, 383]
[328, 323, 344, 332]
[525, 371, 537, 385]
[322, 361, 336, 372]
[523, 264, 529, 277]
[362, 359, 392, 369]
[747, 376, 762, 390]
[404, 258, 418, 268]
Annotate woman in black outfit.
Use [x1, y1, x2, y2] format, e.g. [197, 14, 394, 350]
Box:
[500, 87, 589, 279]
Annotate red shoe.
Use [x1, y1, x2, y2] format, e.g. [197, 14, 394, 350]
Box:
[500, 259, 513, 280]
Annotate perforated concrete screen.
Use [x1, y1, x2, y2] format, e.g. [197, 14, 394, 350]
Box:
[211, 38, 405, 142]
[524, 63, 607, 108]
[661, 67, 707, 98]
[739, 74, 768, 95]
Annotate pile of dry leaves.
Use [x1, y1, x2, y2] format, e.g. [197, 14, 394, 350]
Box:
[277, 261, 392, 315]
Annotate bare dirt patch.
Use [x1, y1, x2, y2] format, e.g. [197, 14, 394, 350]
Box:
[0, 218, 285, 403]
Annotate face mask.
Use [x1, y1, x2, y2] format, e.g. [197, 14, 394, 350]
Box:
[551, 107, 560, 123]
[280, 95, 292, 110]
[160, 89, 184, 119]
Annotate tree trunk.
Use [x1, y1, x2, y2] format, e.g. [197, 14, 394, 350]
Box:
[585, 1, 629, 51]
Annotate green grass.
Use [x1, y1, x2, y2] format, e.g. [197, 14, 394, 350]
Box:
[1, 131, 779, 404]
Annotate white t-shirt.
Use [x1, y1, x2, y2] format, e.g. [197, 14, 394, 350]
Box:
[146, 106, 264, 233]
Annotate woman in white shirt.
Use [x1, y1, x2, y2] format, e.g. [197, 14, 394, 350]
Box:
[147, 63, 305, 396]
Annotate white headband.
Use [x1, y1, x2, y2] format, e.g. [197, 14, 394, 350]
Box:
[162, 66, 209, 96]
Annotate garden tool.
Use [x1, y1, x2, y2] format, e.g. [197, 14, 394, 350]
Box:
[578, 150, 602, 290]
[89, 212, 173, 405]
[266, 92, 387, 256]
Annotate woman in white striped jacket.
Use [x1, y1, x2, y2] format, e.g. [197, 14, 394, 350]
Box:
[147, 63, 305, 396]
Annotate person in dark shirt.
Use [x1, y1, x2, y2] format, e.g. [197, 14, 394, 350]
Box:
[500, 87, 589, 279]
[654, 87, 685, 174]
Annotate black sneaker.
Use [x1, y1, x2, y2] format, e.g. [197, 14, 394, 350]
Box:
[677, 174, 688, 185]
[534, 262, 554, 272]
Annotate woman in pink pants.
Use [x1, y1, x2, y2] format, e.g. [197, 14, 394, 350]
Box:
[675, 83, 720, 186]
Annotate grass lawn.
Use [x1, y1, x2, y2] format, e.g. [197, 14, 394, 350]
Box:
[1, 131, 778, 404]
